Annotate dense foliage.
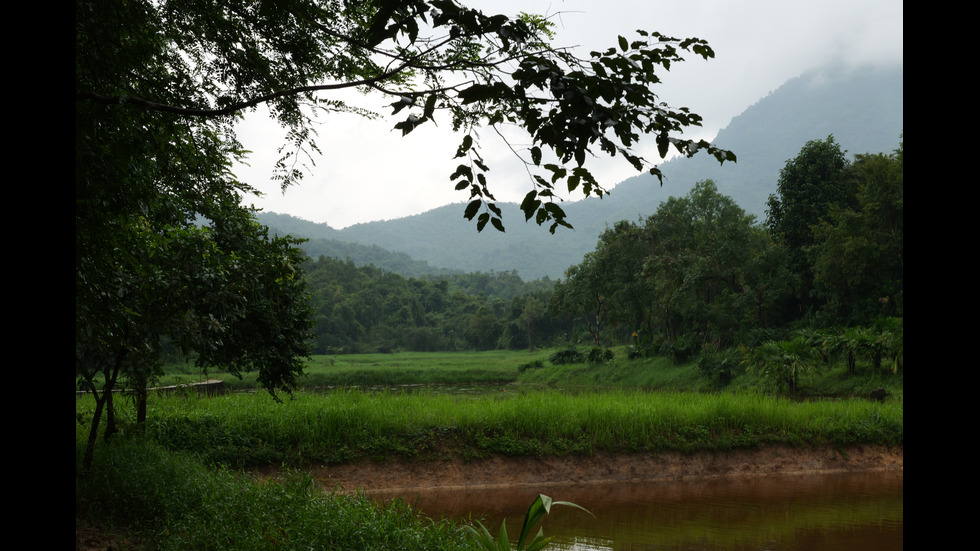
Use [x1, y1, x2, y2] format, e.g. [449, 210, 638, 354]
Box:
[297, 137, 903, 367]
[546, 137, 903, 358]
[304, 258, 565, 353]
[551, 180, 794, 352]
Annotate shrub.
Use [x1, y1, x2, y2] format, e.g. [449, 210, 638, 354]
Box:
[549, 346, 585, 365]
[587, 347, 614, 364]
[658, 333, 702, 364]
[696, 348, 743, 385]
[518, 360, 545, 373]
[744, 337, 822, 393]
[626, 344, 654, 359]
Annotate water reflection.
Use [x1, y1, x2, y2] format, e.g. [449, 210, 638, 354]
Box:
[372, 472, 902, 551]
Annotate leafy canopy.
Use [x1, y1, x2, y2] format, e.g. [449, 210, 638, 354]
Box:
[552, 181, 793, 349]
[76, 0, 735, 233]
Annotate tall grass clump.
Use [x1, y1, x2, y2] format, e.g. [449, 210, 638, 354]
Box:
[75, 436, 477, 551]
[106, 388, 902, 468]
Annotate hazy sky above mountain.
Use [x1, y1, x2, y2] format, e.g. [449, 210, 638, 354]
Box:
[234, 0, 903, 229]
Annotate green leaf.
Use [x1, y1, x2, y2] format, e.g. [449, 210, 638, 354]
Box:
[520, 191, 541, 221]
[451, 164, 473, 182]
[455, 135, 474, 158]
[464, 522, 500, 551]
[463, 199, 481, 220]
[496, 520, 509, 550]
[535, 208, 548, 225]
[530, 146, 542, 166]
[657, 131, 670, 159]
[618, 35, 629, 52]
[423, 94, 437, 120]
[458, 84, 495, 104]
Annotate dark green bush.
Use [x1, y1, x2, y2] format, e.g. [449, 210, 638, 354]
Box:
[550, 346, 585, 365]
[696, 348, 743, 385]
[587, 347, 614, 364]
[518, 359, 545, 373]
[658, 333, 702, 364]
[626, 344, 653, 359]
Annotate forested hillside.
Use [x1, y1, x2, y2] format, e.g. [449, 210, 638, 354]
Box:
[298, 135, 903, 363]
[258, 62, 903, 280]
[303, 256, 558, 354]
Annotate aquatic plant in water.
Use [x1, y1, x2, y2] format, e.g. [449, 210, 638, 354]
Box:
[466, 494, 593, 551]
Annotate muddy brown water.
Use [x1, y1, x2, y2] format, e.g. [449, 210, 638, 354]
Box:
[369, 471, 903, 550]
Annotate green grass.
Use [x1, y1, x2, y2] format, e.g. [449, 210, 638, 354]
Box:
[142, 349, 553, 391]
[77, 385, 903, 469]
[514, 346, 902, 398]
[111, 346, 903, 400]
[298, 350, 548, 387]
[516, 352, 707, 390]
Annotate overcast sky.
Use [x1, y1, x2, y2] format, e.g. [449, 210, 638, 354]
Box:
[233, 0, 903, 229]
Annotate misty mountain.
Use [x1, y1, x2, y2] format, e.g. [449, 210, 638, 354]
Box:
[260, 213, 464, 278]
[259, 62, 903, 281]
[597, 63, 904, 223]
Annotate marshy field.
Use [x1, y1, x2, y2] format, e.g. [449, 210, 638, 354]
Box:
[75, 348, 903, 550]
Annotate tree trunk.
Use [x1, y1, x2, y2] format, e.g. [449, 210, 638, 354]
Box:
[105, 388, 117, 440]
[135, 370, 148, 430]
[81, 356, 122, 472]
[82, 385, 106, 473]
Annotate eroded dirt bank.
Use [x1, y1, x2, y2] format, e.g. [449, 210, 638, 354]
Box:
[308, 445, 903, 494]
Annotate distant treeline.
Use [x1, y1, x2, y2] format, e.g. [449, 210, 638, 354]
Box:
[303, 136, 903, 357]
[304, 258, 563, 354]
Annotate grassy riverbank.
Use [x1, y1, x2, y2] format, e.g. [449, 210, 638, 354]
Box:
[79, 389, 902, 468]
[76, 348, 902, 550]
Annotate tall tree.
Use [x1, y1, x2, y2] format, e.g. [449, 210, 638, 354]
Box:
[519, 296, 546, 352]
[76, 0, 320, 470]
[765, 136, 853, 311]
[808, 140, 904, 324]
[550, 254, 608, 347]
[643, 180, 777, 346]
[555, 181, 791, 349]
[590, 220, 655, 343]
